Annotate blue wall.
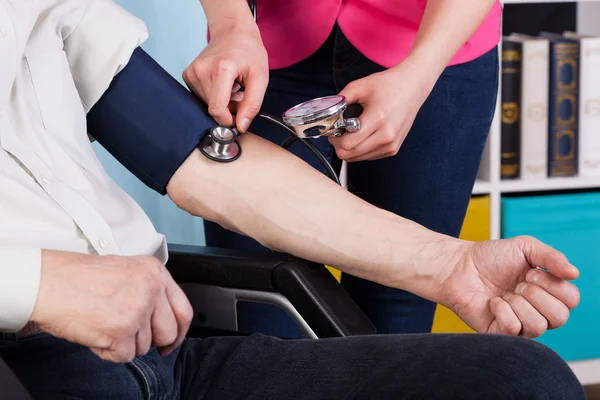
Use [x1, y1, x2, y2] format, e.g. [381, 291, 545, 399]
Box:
[502, 192, 600, 362]
[93, 0, 208, 245]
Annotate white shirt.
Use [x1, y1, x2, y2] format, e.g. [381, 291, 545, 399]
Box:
[0, 0, 168, 332]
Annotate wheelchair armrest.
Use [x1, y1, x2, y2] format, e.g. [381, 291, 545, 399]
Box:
[165, 244, 376, 338]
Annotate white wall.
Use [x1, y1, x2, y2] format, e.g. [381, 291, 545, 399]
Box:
[93, 0, 209, 246]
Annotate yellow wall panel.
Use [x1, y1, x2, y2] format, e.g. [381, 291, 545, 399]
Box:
[327, 265, 342, 282]
[432, 195, 490, 333]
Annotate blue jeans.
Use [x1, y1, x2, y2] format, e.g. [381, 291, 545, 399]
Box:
[0, 332, 586, 399]
[204, 26, 499, 338]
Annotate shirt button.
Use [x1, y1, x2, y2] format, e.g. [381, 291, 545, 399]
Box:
[0, 107, 3, 118]
[0, 27, 6, 38]
[41, 174, 52, 184]
[98, 239, 108, 250]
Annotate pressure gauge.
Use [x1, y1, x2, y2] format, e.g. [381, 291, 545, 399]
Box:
[282, 95, 360, 139]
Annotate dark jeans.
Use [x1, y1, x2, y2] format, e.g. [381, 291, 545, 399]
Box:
[0, 332, 586, 399]
[204, 26, 499, 338]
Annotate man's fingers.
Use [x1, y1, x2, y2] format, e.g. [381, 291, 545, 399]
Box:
[517, 236, 579, 280]
[159, 279, 193, 356]
[92, 338, 136, 364]
[136, 320, 152, 357]
[526, 268, 580, 310]
[150, 291, 179, 349]
[207, 63, 238, 126]
[503, 293, 548, 338]
[514, 282, 570, 329]
[236, 72, 268, 132]
[488, 297, 522, 335]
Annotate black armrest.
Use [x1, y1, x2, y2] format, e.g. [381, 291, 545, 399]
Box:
[166, 244, 376, 338]
[0, 358, 32, 400]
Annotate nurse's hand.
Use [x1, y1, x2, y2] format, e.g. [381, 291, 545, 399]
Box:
[329, 57, 436, 162]
[183, 23, 268, 133]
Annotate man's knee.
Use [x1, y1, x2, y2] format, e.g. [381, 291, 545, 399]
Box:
[486, 335, 585, 399]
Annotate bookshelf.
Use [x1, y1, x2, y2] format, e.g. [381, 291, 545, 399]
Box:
[471, 0, 600, 385]
[475, 0, 600, 240]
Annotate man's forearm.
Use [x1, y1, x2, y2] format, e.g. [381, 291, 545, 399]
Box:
[167, 133, 469, 305]
[399, 0, 497, 91]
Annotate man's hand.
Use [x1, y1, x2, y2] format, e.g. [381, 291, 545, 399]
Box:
[329, 57, 433, 162]
[439, 236, 580, 338]
[182, 21, 268, 133]
[30, 250, 193, 363]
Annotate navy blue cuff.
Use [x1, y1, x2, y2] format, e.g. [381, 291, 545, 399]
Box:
[87, 47, 217, 195]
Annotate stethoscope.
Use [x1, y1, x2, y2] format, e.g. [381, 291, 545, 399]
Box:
[199, 95, 361, 184]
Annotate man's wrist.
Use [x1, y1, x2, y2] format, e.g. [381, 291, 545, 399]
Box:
[400, 235, 472, 305]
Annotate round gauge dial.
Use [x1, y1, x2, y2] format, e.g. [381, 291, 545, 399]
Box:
[282, 95, 347, 126]
[283, 96, 345, 118]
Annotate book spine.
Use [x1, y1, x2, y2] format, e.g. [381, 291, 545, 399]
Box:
[578, 38, 600, 176]
[501, 40, 522, 179]
[520, 41, 549, 180]
[548, 40, 580, 177]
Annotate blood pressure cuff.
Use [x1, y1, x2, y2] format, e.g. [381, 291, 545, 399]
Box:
[86, 47, 217, 195]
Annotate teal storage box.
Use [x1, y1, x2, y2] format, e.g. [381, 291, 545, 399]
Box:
[502, 191, 600, 362]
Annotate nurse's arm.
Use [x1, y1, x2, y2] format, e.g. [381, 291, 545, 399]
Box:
[397, 0, 498, 93]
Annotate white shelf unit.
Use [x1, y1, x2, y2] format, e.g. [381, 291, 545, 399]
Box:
[471, 0, 600, 386]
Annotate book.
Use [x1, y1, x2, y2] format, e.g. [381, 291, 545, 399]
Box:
[501, 38, 523, 179]
[508, 34, 550, 180]
[564, 31, 600, 176]
[540, 32, 580, 177]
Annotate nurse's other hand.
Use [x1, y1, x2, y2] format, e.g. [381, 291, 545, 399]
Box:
[329, 57, 436, 162]
[183, 24, 268, 133]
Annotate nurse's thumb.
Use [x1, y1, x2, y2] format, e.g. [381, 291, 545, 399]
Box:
[338, 80, 363, 106]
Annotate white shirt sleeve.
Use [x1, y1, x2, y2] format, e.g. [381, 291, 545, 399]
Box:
[0, 248, 42, 332]
[62, 0, 149, 112]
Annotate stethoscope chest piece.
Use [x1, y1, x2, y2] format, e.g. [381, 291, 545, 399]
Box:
[282, 95, 360, 139]
[199, 126, 241, 162]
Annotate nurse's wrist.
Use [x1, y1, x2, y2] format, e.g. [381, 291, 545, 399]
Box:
[202, 0, 258, 39]
[387, 55, 439, 104]
[211, 17, 259, 38]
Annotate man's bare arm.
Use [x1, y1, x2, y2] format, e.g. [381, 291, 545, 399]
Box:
[167, 133, 465, 305]
[167, 134, 580, 338]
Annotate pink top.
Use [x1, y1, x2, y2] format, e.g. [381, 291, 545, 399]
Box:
[254, 0, 503, 70]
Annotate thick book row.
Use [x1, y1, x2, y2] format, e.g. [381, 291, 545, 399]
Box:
[500, 31, 600, 180]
